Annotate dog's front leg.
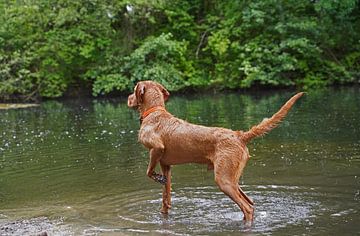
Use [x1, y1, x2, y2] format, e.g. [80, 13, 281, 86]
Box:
[146, 146, 167, 184]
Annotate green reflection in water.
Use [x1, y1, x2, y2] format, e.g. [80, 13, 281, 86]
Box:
[0, 87, 359, 235]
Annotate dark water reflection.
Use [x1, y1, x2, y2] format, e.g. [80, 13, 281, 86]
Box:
[0, 87, 359, 235]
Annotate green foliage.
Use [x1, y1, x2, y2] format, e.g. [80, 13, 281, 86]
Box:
[92, 74, 130, 95]
[121, 33, 193, 91]
[90, 33, 195, 95]
[0, 50, 34, 99]
[198, 0, 359, 89]
[0, 0, 359, 100]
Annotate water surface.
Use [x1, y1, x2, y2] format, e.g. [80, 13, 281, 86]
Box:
[0, 87, 359, 235]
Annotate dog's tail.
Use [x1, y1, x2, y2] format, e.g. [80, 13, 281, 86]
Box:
[239, 92, 304, 143]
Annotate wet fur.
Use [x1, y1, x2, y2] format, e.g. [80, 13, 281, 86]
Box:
[128, 80, 304, 221]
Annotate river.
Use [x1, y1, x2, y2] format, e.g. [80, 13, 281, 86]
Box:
[0, 86, 359, 235]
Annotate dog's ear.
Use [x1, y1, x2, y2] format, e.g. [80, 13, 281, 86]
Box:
[156, 83, 170, 102]
[135, 83, 146, 104]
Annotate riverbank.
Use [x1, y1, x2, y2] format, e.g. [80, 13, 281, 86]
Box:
[1, 83, 359, 104]
[0, 104, 39, 110]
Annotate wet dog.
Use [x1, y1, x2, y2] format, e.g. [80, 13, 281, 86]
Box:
[128, 80, 303, 221]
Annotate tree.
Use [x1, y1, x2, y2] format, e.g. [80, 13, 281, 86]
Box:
[0, 0, 359, 101]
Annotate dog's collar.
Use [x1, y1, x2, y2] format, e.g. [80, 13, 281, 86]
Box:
[140, 106, 166, 124]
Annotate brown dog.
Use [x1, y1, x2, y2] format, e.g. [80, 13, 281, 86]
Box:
[127, 80, 303, 221]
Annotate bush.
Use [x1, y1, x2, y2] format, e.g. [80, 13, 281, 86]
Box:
[0, 50, 34, 100]
[91, 33, 195, 95]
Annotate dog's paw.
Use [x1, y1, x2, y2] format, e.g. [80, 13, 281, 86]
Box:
[152, 173, 167, 185]
[157, 175, 167, 185]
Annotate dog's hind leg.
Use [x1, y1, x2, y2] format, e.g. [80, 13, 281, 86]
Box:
[215, 175, 254, 221]
[214, 157, 254, 221]
[160, 163, 172, 214]
[238, 186, 254, 206]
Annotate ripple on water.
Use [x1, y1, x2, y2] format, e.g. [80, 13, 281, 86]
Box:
[112, 185, 318, 235]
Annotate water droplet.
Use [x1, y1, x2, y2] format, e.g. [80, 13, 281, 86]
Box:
[259, 211, 267, 218]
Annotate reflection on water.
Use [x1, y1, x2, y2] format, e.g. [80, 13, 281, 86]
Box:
[0, 87, 359, 235]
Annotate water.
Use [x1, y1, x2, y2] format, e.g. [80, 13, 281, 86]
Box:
[0, 87, 359, 235]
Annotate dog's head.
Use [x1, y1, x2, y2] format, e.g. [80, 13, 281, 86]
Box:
[127, 81, 170, 109]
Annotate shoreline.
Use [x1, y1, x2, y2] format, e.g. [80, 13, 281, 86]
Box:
[1, 83, 359, 104]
